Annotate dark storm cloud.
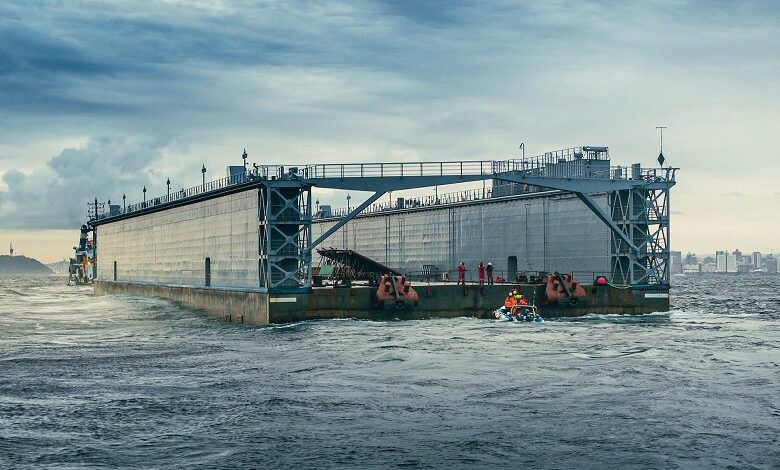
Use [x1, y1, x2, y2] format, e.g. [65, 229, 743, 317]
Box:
[0, 0, 778, 234]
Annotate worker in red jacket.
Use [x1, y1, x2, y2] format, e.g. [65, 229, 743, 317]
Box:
[477, 262, 486, 286]
[457, 262, 466, 285]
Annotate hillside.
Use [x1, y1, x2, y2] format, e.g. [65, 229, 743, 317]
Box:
[0, 255, 53, 274]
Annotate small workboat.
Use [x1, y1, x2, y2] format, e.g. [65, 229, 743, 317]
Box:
[494, 305, 544, 323]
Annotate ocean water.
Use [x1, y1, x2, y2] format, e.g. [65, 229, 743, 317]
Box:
[0, 275, 778, 469]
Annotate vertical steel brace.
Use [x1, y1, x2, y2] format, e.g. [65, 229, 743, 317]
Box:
[259, 182, 313, 293]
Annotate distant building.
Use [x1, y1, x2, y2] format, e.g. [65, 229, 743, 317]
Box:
[767, 257, 778, 274]
[670, 251, 683, 274]
[737, 264, 750, 274]
[716, 252, 737, 273]
[683, 263, 700, 273]
[752, 251, 762, 268]
[701, 263, 716, 273]
[733, 249, 743, 262]
[684, 252, 698, 265]
[703, 256, 715, 264]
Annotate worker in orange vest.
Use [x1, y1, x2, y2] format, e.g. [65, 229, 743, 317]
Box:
[457, 262, 466, 285]
[504, 292, 516, 311]
[477, 262, 486, 286]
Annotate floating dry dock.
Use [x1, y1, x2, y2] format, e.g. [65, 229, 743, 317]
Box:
[89, 146, 676, 325]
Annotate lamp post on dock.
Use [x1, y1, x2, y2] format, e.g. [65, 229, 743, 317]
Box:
[242, 148, 248, 170]
[122, 193, 126, 211]
[201, 164, 206, 187]
[166, 178, 171, 198]
[143, 186, 146, 203]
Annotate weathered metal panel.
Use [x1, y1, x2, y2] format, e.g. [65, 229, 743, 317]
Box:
[96, 190, 259, 288]
[312, 193, 610, 278]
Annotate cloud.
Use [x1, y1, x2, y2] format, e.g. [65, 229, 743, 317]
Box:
[0, 0, 778, 254]
[0, 137, 171, 229]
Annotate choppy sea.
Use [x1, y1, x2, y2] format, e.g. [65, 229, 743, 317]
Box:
[1, 274, 778, 469]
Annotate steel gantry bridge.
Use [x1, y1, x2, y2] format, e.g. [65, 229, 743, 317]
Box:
[92, 146, 677, 293]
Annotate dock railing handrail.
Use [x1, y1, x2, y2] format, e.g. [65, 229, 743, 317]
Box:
[306, 160, 502, 179]
[92, 145, 676, 222]
[400, 268, 612, 284]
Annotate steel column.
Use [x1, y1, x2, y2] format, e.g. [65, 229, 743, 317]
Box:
[259, 181, 313, 293]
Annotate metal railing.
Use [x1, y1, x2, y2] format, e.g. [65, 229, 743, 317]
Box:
[402, 268, 611, 284]
[92, 146, 676, 222]
[320, 184, 549, 219]
[307, 160, 501, 179]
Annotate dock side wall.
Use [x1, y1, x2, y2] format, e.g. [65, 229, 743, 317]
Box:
[96, 190, 260, 289]
[95, 280, 668, 325]
[95, 280, 269, 325]
[263, 284, 670, 323]
[312, 193, 611, 278]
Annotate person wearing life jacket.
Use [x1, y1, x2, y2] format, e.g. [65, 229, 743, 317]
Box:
[506, 289, 517, 315]
[504, 292, 516, 311]
[504, 292, 515, 315]
[457, 262, 466, 285]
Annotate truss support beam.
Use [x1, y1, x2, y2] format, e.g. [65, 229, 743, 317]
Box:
[259, 182, 313, 293]
[575, 193, 637, 251]
[307, 191, 386, 253]
[608, 186, 671, 286]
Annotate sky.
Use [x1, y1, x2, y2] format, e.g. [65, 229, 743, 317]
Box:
[0, 0, 778, 262]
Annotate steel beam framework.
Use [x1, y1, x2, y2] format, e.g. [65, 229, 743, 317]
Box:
[609, 185, 670, 285]
[303, 168, 676, 288]
[258, 181, 312, 293]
